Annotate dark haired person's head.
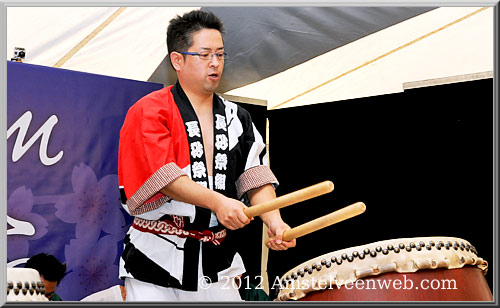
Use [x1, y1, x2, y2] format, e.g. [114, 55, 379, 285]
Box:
[167, 10, 226, 96]
[25, 253, 66, 300]
[167, 10, 225, 64]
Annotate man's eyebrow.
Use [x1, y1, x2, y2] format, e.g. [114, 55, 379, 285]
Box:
[200, 47, 225, 51]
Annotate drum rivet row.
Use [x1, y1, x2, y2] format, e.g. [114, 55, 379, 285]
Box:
[321, 259, 332, 268]
[331, 256, 342, 265]
[6, 280, 46, 297]
[305, 266, 312, 274]
[279, 239, 480, 289]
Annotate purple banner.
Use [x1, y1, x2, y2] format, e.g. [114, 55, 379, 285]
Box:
[6, 61, 163, 301]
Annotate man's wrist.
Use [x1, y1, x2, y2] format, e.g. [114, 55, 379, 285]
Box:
[204, 189, 224, 212]
[261, 210, 283, 228]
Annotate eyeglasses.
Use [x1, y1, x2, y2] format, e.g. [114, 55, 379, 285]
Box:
[178, 51, 228, 61]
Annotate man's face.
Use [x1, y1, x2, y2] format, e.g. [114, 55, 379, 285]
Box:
[178, 28, 225, 95]
[41, 276, 57, 300]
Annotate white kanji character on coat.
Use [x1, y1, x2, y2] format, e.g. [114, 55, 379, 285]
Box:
[214, 174, 226, 190]
[190, 141, 204, 159]
[214, 153, 227, 170]
[215, 134, 228, 151]
[192, 161, 206, 179]
[185, 121, 201, 138]
[215, 114, 227, 131]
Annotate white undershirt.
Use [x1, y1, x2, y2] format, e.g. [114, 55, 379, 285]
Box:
[207, 176, 219, 228]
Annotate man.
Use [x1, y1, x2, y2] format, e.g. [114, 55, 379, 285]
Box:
[25, 253, 66, 301]
[118, 9, 295, 301]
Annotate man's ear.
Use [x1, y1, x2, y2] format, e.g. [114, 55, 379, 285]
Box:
[170, 52, 183, 71]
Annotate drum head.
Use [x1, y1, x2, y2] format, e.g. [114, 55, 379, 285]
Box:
[276, 237, 488, 301]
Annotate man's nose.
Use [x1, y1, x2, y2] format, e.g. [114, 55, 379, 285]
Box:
[209, 54, 221, 67]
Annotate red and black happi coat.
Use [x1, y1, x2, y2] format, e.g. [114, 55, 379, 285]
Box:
[118, 82, 278, 291]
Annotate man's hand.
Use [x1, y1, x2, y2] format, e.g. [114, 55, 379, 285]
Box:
[247, 184, 296, 251]
[161, 176, 252, 230]
[212, 194, 252, 230]
[266, 219, 296, 251]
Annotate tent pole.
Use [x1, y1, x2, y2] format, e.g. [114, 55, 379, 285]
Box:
[53, 7, 127, 68]
[261, 117, 270, 295]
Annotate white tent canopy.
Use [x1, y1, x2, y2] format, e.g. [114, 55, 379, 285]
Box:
[7, 7, 198, 81]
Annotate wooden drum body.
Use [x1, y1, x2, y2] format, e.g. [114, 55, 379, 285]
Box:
[276, 237, 492, 301]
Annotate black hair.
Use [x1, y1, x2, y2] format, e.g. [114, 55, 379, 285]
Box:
[166, 10, 225, 65]
[25, 253, 67, 284]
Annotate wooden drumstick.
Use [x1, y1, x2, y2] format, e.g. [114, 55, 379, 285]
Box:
[266, 202, 366, 245]
[243, 181, 334, 218]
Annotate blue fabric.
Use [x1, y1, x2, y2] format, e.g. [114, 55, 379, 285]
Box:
[6, 61, 163, 300]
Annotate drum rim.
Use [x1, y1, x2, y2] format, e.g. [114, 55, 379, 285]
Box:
[276, 236, 488, 301]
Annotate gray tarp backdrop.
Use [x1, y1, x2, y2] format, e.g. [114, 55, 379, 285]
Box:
[150, 7, 436, 92]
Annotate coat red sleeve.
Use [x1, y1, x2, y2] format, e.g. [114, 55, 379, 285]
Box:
[118, 86, 190, 215]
